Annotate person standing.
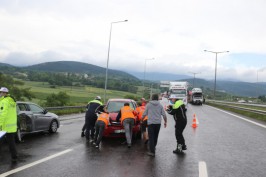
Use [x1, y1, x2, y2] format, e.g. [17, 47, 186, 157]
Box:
[166, 95, 187, 153]
[140, 98, 147, 106]
[0, 87, 18, 162]
[93, 106, 109, 148]
[83, 96, 103, 142]
[116, 103, 136, 148]
[142, 94, 167, 156]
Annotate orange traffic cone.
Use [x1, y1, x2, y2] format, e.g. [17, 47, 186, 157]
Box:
[192, 114, 198, 128]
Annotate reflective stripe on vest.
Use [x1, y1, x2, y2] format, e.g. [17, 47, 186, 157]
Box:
[97, 113, 109, 126]
[121, 106, 135, 123]
[173, 100, 184, 109]
[5, 123, 17, 127]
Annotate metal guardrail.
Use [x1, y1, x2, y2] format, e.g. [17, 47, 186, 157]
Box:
[207, 100, 266, 115]
[45, 105, 86, 111]
[208, 100, 266, 108]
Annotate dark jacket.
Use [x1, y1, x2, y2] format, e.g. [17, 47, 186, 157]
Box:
[85, 99, 103, 120]
[167, 100, 187, 122]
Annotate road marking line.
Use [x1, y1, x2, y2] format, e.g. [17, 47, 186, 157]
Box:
[199, 161, 208, 177]
[210, 106, 266, 129]
[0, 149, 73, 177]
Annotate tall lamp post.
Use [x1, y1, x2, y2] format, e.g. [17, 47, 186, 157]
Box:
[189, 72, 201, 88]
[143, 58, 155, 97]
[104, 20, 128, 103]
[204, 50, 229, 99]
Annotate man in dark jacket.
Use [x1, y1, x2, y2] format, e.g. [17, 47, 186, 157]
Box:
[83, 96, 103, 142]
[166, 95, 187, 154]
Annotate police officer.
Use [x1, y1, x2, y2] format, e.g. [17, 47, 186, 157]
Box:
[84, 96, 103, 142]
[166, 95, 187, 153]
[0, 87, 18, 162]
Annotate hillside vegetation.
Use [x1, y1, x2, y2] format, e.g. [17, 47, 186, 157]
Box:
[0, 61, 141, 94]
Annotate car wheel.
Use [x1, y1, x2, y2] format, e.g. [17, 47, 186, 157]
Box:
[49, 120, 58, 133]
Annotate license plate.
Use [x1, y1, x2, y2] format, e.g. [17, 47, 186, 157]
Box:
[114, 129, 125, 133]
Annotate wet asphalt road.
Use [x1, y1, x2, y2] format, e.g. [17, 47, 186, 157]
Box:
[0, 98, 266, 177]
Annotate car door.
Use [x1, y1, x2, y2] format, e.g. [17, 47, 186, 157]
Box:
[28, 103, 50, 131]
[17, 103, 33, 132]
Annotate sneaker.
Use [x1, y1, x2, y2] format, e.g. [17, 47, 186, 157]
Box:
[95, 145, 99, 148]
[146, 152, 155, 157]
[89, 139, 94, 143]
[81, 132, 85, 137]
[182, 145, 187, 150]
[127, 144, 131, 148]
[92, 142, 96, 146]
[173, 144, 183, 154]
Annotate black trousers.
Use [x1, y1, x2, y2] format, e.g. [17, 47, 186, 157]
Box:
[85, 113, 97, 140]
[148, 124, 161, 153]
[6, 133, 18, 159]
[175, 119, 187, 146]
[94, 121, 106, 145]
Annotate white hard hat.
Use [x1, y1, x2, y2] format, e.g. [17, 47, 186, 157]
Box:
[95, 96, 101, 100]
[0, 87, 9, 93]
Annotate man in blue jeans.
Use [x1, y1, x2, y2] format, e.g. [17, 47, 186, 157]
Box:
[142, 94, 167, 156]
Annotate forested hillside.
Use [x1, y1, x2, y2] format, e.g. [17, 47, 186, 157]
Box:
[0, 61, 141, 93]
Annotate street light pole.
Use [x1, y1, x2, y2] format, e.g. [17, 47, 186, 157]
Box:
[104, 20, 128, 103]
[204, 50, 229, 100]
[189, 72, 200, 88]
[143, 58, 155, 97]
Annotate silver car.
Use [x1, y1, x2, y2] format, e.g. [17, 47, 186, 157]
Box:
[16, 101, 60, 141]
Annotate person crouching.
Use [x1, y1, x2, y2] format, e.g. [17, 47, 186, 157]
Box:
[93, 106, 109, 148]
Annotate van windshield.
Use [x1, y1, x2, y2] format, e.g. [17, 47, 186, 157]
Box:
[171, 89, 186, 94]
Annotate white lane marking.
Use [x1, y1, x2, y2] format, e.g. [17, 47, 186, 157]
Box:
[199, 161, 208, 177]
[0, 149, 73, 177]
[209, 106, 266, 129]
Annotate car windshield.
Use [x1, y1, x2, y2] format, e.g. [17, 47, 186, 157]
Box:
[107, 101, 135, 112]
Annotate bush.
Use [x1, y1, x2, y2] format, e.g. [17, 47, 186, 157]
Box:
[45, 91, 70, 107]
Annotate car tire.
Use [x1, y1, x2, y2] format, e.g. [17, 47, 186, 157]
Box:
[49, 120, 58, 133]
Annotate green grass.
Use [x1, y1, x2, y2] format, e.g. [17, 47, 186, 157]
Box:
[206, 102, 266, 122]
[18, 80, 140, 106]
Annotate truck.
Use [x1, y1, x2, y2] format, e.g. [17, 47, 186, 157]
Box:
[190, 88, 203, 105]
[168, 81, 189, 106]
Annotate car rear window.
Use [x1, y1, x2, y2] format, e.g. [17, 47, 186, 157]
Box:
[107, 101, 135, 112]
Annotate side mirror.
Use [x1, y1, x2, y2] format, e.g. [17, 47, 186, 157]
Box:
[43, 109, 48, 114]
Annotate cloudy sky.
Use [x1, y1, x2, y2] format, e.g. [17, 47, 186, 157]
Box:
[0, 0, 266, 82]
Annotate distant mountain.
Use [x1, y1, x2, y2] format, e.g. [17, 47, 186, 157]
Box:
[24, 61, 139, 81]
[183, 78, 266, 97]
[0, 63, 13, 67]
[127, 71, 192, 81]
[1, 61, 266, 97]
